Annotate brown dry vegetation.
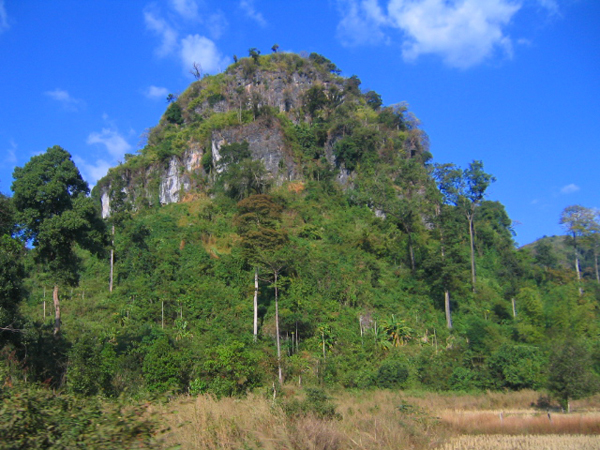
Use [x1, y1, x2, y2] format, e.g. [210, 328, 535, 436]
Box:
[156, 391, 448, 450]
[154, 390, 600, 450]
[439, 434, 600, 450]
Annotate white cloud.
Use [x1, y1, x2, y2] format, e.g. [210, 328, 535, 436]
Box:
[74, 156, 113, 186]
[180, 34, 229, 75]
[87, 128, 132, 159]
[170, 0, 199, 19]
[144, 9, 178, 57]
[388, 0, 521, 68]
[0, 0, 9, 33]
[45, 88, 85, 111]
[145, 85, 170, 100]
[560, 183, 580, 194]
[337, 0, 523, 68]
[239, 0, 266, 27]
[337, 0, 389, 46]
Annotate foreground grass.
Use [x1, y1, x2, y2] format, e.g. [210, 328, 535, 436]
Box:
[156, 390, 447, 450]
[440, 435, 600, 450]
[154, 390, 600, 450]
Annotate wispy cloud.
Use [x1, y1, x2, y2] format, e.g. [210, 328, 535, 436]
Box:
[180, 34, 229, 75]
[0, 0, 10, 34]
[170, 0, 199, 19]
[87, 128, 132, 159]
[560, 183, 580, 194]
[337, 0, 389, 46]
[206, 12, 228, 40]
[145, 85, 170, 100]
[337, 0, 524, 68]
[45, 88, 85, 111]
[73, 156, 114, 186]
[239, 0, 267, 27]
[2, 139, 17, 167]
[144, 8, 178, 57]
[536, 0, 559, 16]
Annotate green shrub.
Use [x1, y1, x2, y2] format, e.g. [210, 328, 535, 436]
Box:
[0, 385, 163, 449]
[377, 359, 409, 389]
[165, 102, 183, 125]
[282, 388, 342, 420]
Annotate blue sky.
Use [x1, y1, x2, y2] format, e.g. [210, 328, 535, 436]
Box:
[0, 0, 598, 246]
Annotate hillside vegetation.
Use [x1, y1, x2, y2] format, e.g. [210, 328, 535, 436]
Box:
[2, 51, 600, 448]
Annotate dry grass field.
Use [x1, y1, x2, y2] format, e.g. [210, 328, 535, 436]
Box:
[440, 434, 600, 450]
[154, 390, 600, 450]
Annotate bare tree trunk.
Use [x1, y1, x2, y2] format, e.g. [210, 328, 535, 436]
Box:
[439, 225, 452, 330]
[595, 250, 599, 284]
[574, 243, 583, 295]
[511, 298, 517, 318]
[109, 225, 115, 293]
[468, 215, 476, 291]
[444, 290, 452, 330]
[253, 267, 259, 342]
[53, 285, 61, 336]
[274, 271, 282, 385]
[408, 238, 416, 273]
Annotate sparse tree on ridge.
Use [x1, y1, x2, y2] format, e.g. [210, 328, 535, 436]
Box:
[190, 62, 202, 80]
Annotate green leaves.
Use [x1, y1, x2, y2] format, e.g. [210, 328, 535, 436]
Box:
[12, 146, 89, 243]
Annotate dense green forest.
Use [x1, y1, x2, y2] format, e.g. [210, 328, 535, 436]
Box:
[1, 52, 599, 444]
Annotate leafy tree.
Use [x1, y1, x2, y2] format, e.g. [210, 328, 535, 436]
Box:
[11, 146, 105, 335]
[560, 205, 595, 287]
[365, 90, 382, 110]
[235, 194, 284, 341]
[435, 160, 495, 291]
[0, 193, 24, 331]
[547, 339, 600, 412]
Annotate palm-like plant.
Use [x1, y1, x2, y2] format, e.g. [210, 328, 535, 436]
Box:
[382, 315, 413, 347]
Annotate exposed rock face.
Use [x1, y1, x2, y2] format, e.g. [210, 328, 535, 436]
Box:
[99, 120, 298, 218]
[212, 120, 299, 180]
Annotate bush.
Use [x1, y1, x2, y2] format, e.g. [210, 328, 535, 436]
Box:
[282, 388, 342, 420]
[377, 359, 409, 389]
[0, 385, 163, 449]
[487, 343, 546, 390]
[165, 102, 183, 125]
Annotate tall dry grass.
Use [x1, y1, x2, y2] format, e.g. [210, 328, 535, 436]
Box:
[154, 390, 600, 449]
[440, 411, 600, 435]
[156, 391, 448, 450]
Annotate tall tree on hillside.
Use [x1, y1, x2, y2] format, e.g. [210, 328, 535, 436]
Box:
[235, 194, 284, 343]
[12, 146, 105, 335]
[435, 160, 495, 291]
[0, 193, 24, 332]
[560, 205, 596, 290]
[106, 177, 130, 293]
[580, 208, 600, 284]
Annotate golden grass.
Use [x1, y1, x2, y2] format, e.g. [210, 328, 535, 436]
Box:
[153, 390, 600, 450]
[156, 391, 448, 450]
[438, 434, 600, 450]
[440, 411, 600, 435]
